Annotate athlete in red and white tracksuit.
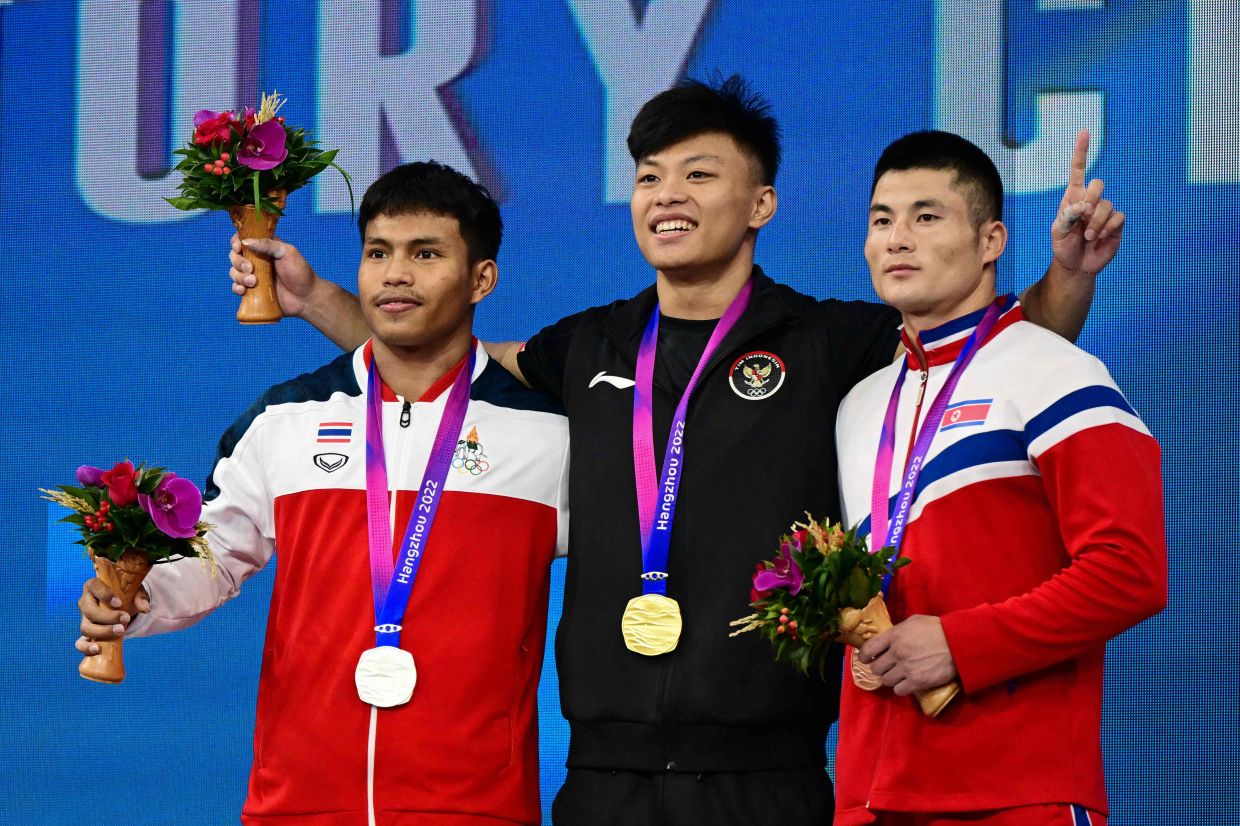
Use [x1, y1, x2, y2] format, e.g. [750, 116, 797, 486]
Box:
[128, 342, 569, 826]
[834, 299, 1166, 825]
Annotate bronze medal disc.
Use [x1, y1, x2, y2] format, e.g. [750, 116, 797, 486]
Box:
[620, 594, 683, 656]
[849, 647, 883, 691]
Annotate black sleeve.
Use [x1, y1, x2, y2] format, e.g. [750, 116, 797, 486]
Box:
[516, 310, 587, 403]
[821, 299, 902, 398]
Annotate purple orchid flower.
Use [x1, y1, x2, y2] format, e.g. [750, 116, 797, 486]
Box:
[76, 465, 106, 487]
[138, 472, 203, 539]
[753, 539, 804, 596]
[237, 120, 288, 170]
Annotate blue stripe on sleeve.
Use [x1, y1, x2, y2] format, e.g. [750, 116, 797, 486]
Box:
[1025, 385, 1135, 447]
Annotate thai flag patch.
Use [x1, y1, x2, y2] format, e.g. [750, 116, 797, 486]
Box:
[940, 399, 992, 432]
[316, 421, 353, 444]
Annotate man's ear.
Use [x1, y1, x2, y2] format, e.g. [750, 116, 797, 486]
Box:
[749, 185, 778, 230]
[470, 259, 498, 306]
[981, 219, 1008, 265]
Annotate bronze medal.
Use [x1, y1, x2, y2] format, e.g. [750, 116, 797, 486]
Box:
[849, 647, 883, 691]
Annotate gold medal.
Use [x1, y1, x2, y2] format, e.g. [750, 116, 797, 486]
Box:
[621, 594, 682, 656]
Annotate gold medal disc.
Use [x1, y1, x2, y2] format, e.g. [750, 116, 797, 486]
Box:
[621, 594, 683, 656]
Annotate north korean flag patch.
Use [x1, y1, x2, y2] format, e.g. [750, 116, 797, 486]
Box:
[940, 399, 992, 431]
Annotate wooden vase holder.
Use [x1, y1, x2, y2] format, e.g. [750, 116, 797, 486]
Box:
[837, 593, 960, 718]
[229, 190, 287, 324]
[79, 549, 151, 684]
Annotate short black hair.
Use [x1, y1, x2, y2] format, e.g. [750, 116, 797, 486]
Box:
[627, 74, 782, 185]
[357, 161, 502, 262]
[871, 130, 1003, 227]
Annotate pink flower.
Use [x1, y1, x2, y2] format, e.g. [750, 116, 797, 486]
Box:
[753, 540, 804, 596]
[76, 465, 106, 487]
[749, 562, 774, 604]
[237, 120, 288, 170]
[138, 473, 203, 539]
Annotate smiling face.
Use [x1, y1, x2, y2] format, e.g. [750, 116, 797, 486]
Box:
[866, 168, 1007, 332]
[630, 131, 776, 281]
[358, 211, 495, 353]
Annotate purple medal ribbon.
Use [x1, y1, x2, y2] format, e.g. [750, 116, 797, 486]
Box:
[870, 299, 1006, 593]
[365, 342, 475, 648]
[633, 279, 753, 595]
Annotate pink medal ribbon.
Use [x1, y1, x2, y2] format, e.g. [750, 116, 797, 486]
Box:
[869, 299, 1006, 594]
[365, 343, 473, 644]
[632, 279, 752, 593]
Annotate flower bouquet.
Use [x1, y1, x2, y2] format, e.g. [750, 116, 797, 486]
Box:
[730, 515, 958, 717]
[42, 462, 214, 684]
[166, 91, 352, 324]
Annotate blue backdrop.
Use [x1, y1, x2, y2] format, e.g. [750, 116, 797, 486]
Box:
[2, 1, 1236, 824]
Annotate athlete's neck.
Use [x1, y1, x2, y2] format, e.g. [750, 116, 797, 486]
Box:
[900, 287, 997, 341]
[371, 326, 473, 401]
[655, 255, 753, 320]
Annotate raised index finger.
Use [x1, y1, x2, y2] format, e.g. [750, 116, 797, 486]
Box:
[1069, 128, 1090, 188]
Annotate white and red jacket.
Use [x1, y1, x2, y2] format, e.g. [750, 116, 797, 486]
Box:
[129, 342, 569, 826]
[833, 299, 1166, 822]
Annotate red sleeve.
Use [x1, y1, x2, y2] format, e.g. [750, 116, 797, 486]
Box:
[940, 423, 1168, 693]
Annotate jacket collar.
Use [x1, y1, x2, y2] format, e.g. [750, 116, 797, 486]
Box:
[900, 294, 1022, 369]
[352, 337, 487, 402]
[601, 266, 801, 373]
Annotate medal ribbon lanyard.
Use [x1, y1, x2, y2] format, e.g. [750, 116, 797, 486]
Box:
[632, 279, 753, 595]
[870, 299, 1004, 594]
[365, 343, 474, 648]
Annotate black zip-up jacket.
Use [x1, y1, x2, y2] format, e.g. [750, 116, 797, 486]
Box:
[519, 268, 899, 773]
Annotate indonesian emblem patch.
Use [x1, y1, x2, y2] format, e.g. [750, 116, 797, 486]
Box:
[728, 351, 786, 401]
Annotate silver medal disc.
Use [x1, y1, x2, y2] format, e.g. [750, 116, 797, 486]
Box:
[355, 646, 417, 707]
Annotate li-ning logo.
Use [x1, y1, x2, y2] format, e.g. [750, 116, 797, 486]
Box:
[313, 453, 349, 473]
[728, 352, 786, 400]
[453, 426, 491, 475]
[589, 371, 635, 389]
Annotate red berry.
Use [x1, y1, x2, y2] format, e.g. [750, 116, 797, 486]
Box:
[203, 163, 213, 172]
[213, 167, 224, 176]
[780, 607, 790, 615]
[788, 620, 798, 630]
[779, 615, 789, 625]
[776, 625, 786, 635]
[221, 166, 230, 174]
[220, 152, 230, 161]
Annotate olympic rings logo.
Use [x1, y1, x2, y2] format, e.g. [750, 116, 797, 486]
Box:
[453, 444, 490, 476]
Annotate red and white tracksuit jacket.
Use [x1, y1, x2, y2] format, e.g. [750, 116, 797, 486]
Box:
[833, 300, 1166, 822]
[129, 343, 569, 826]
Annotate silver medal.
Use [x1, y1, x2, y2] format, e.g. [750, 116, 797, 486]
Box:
[355, 645, 417, 707]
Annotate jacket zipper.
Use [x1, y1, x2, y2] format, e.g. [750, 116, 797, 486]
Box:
[865, 344, 929, 811]
[603, 304, 790, 776]
[904, 343, 930, 472]
[369, 397, 412, 824]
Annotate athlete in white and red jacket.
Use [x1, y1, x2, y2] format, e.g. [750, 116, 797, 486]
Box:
[833, 131, 1164, 826]
[77, 162, 569, 826]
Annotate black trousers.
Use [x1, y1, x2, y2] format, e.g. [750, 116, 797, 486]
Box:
[551, 767, 834, 826]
